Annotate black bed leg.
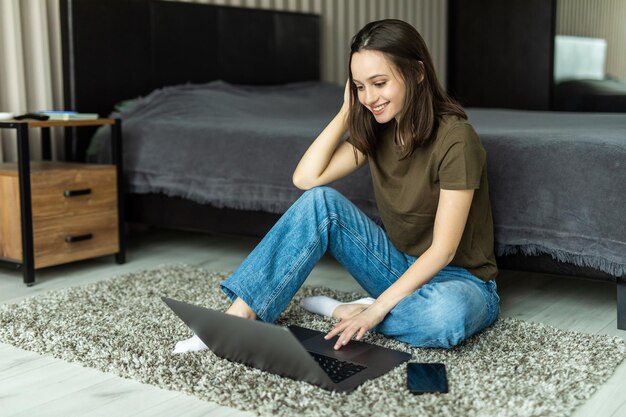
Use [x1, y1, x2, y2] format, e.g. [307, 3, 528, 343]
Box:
[618, 279, 626, 331]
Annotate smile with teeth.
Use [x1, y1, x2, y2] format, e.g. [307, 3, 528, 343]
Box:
[372, 103, 388, 113]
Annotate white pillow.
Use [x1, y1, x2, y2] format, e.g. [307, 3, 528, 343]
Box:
[554, 35, 607, 82]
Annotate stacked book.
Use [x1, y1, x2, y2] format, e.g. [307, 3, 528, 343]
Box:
[38, 111, 99, 120]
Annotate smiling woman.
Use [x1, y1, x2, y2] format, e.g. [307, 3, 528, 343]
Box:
[172, 19, 501, 355]
[346, 20, 468, 160]
[350, 51, 407, 124]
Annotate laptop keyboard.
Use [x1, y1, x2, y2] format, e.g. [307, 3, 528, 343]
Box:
[308, 351, 367, 383]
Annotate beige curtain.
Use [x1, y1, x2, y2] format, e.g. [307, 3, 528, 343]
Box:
[0, 0, 63, 163]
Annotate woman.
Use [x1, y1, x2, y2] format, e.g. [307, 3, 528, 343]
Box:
[175, 19, 499, 354]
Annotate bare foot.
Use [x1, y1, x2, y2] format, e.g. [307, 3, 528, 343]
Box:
[225, 297, 257, 320]
[332, 303, 370, 320]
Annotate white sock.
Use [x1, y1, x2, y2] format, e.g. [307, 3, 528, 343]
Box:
[172, 334, 208, 354]
[300, 296, 375, 318]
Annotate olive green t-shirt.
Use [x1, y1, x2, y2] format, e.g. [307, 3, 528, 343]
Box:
[348, 116, 498, 281]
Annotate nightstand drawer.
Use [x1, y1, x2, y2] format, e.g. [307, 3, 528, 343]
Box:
[32, 211, 119, 268]
[30, 164, 117, 219]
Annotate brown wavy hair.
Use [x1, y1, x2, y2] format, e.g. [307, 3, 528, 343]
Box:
[347, 19, 466, 160]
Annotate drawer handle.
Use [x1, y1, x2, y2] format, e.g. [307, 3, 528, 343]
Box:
[64, 189, 91, 197]
[65, 234, 93, 243]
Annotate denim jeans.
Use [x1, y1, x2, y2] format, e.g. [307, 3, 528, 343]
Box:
[221, 186, 500, 348]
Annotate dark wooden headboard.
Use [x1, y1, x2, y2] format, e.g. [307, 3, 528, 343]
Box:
[59, 0, 320, 160]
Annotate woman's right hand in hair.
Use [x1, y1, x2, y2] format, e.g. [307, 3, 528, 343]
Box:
[292, 79, 367, 190]
[343, 79, 351, 110]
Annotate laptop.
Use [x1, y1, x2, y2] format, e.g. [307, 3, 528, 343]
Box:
[162, 297, 411, 393]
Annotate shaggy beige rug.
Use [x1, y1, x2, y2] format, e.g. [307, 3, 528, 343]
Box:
[0, 264, 624, 417]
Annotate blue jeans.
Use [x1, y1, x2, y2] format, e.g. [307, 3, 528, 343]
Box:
[221, 187, 500, 348]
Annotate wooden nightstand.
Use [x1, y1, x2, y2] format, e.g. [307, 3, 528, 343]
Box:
[0, 118, 125, 285]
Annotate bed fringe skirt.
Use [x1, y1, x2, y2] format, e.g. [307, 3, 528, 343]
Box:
[496, 244, 625, 278]
[133, 188, 626, 278]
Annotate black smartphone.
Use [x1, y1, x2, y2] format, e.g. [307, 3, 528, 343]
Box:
[407, 363, 448, 394]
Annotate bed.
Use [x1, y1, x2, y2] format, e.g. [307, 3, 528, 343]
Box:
[60, 0, 626, 329]
[553, 78, 626, 112]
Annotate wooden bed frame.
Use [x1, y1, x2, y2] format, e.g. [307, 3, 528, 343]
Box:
[60, 0, 624, 329]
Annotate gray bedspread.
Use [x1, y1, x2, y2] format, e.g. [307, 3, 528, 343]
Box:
[468, 109, 626, 277]
[90, 81, 377, 217]
[90, 81, 626, 277]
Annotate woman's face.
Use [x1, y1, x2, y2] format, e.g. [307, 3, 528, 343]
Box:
[351, 50, 406, 124]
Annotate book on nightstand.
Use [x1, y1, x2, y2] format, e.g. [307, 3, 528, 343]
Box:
[38, 111, 99, 120]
